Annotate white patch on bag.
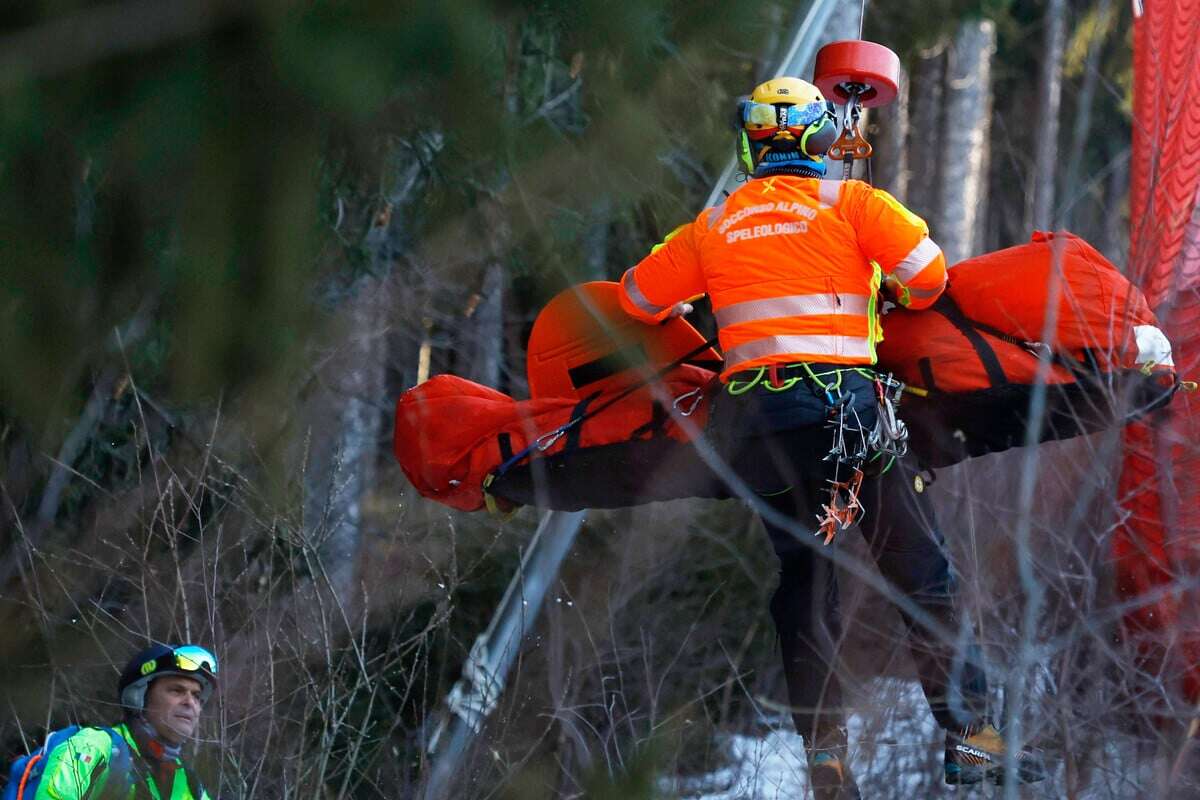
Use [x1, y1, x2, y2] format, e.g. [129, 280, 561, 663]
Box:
[1134, 325, 1174, 367]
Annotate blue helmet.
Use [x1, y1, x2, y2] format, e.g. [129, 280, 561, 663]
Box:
[117, 643, 218, 713]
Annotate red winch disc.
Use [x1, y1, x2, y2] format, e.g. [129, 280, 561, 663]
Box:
[814, 40, 901, 107]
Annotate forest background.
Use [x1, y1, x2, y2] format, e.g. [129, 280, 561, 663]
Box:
[0, 0, 1174, 798]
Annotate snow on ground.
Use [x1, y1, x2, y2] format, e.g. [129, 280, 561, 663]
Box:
[664, 678, 937, 800]
[663, 677, 1160, 799]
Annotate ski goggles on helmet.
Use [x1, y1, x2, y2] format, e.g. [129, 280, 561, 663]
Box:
[740, 100, 826, 139]
[166, 645, 218, 675]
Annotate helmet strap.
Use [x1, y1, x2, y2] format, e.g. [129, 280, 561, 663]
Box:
[737, 131, 755, 174]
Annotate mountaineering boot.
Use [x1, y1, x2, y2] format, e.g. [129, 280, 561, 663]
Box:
[944, 722, 1047, 785]
[809, 750, 862, 799]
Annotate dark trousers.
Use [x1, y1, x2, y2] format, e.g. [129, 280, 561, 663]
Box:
[712, 367, 988, 748]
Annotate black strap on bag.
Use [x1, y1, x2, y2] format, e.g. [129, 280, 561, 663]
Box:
[629, 400, 671, 440]
[929, 294, 1126, 390]
[562, 393, 601, 453]
[930, 295, 1009, 388]
[928, 295, 1183, 422]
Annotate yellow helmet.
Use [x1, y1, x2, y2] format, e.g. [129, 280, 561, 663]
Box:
[750, 77, 826, 106]
[736, 77, 837, 176]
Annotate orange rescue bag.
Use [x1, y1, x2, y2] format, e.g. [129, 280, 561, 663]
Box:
[878, 232, 1175, 465]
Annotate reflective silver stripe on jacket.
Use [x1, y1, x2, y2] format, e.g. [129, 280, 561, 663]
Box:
[891, 237, 943, 284]
[818, 180, 841, 209]
[905, 283, 944, 300]
[724, 334, 873, 366]
[621, 267, 669, 316]
[714, 293, 871, 328]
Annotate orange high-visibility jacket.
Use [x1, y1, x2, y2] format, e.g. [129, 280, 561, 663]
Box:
[618, 175, 947, 379]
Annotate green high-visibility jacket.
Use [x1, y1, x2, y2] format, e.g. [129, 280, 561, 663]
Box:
[32, 723, 210, 800]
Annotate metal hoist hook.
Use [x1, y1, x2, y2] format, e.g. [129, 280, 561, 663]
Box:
[828, 85, 873, 181]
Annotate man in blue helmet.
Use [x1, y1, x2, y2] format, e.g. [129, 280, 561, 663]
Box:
[27, 643, 217, 799]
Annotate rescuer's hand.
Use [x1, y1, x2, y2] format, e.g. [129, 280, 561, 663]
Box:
[879, 276, 907, 312]
[667, 301, 693, 319]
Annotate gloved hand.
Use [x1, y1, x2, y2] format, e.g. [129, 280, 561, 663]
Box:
[667, 301, 693, 319]
[878, 276, 903, 314]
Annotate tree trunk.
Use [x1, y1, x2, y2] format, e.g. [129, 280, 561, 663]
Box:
[0, 306, 154, 591]
[303, 141, 433, 607]
[504, 289, 531, 400]
[583, 198, 612, 280]
[1031, 0, 1068, 230]
[1102, 144, 1131, 270]
[1061, 0, 1114, 231]
[460, 261, 505, 389]
[933, 19, 995, 265]
[306, 288, 386, 605]
[807, 0, 864, 73]
[826, 0, 864, 42]
[905, 41, 947, 220]
[973, 99, 993, 258]
[870, 67, 909, 200]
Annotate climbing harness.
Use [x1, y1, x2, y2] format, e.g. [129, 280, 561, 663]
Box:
[724, 363, 877, 396]
[724, 363, 884, 544]
[730, 365, 873, 543]
[723, 364, 916, 543]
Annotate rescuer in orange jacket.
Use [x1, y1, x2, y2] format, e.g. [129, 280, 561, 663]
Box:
[618, 93, 946, 373]
[618, 77, 1046, 796]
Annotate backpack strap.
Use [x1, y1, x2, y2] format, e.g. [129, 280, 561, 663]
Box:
[12, 753, 44, 800]
[180, 765, 207, 800]
[94, 729, 133, 800]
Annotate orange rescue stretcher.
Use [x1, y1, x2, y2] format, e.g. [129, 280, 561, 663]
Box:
[394, 232, 1178, 512]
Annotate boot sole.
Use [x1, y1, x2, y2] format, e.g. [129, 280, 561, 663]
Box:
[945, 761, 1046, 786]
[944, 762, 984, 785]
